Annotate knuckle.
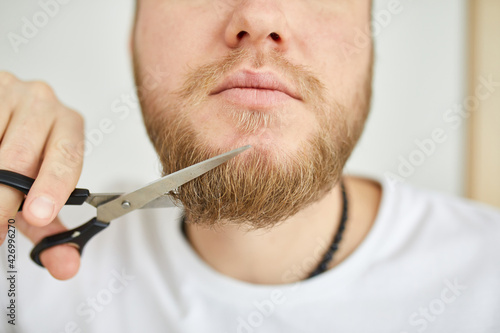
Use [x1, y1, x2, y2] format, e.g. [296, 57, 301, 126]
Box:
[0, 71, 17, 87]
[0, 207, 8, 221]
[28, 81, 56, 101]
[67, 109, 85, 129]
[48, 161, 77, 184]
[43, 162, 78, 197]
[0, 204, 16, 222]
[0, 72, 17, 100]
[54, 138, 84, 168]
[0, 142, 38, 174]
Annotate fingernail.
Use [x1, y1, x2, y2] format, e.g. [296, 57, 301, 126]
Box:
[30, 196, 55, 220]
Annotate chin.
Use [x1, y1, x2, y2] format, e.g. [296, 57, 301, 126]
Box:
[190, 107, 318, 160]
[199, 126, 309, 164]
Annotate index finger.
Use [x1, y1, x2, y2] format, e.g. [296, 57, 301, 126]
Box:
[22, 109, 85, 227]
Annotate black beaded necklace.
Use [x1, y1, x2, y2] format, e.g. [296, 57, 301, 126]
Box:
[307, 179, 348, 278]
[180, 178, 348, 280]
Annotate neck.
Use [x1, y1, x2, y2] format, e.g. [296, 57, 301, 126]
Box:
[184, 175, 381, 285]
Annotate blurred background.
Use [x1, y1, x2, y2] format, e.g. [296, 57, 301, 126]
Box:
[0, 0, 498, 211]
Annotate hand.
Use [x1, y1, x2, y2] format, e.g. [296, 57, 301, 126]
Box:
[0, 71, 85, 280]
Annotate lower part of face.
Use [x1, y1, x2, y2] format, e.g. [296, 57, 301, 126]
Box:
[133, 0, 373, 228]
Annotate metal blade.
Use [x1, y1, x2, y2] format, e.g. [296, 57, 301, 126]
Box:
[85, 193, 122, 208]
[96, 145, 250, 222]
[86, 193, 179, 209]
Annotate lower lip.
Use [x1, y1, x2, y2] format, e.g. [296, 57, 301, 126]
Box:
[214, 88, 294, 108]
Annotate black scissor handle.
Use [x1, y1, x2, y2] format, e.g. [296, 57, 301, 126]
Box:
[0, 169, 90, 209]
[30, 217, 109, 267]
[0, 169, 34, 195]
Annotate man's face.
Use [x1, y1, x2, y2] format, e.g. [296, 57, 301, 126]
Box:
[133, 0, 373, 227]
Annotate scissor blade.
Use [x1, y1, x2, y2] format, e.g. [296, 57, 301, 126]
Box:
[86, 193, 179, 209]
[85, 193, 122, 208]
[96, 145, 250, 222]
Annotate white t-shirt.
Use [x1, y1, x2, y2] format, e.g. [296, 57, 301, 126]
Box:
[1, 177, 500, 333]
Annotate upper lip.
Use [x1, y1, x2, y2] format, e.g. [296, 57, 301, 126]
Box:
[210, 70, 301, 100]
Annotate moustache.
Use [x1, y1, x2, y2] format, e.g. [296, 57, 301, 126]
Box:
[175, 48, 327, 108]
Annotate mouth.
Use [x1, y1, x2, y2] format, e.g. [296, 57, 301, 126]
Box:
[210, 71, 302, 108]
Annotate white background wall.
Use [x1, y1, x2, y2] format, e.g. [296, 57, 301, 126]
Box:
[0, 0, 467, 200]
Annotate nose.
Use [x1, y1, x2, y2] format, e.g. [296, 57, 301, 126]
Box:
[224, 0, 289, 51]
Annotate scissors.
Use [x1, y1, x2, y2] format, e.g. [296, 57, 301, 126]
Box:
[0, 145, 250, 267]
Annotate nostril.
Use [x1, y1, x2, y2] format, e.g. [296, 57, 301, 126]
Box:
[270, 32, 281, 41]
[237, 31, 247, 39]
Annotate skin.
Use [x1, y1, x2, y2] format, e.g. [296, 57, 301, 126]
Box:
[134, 0, 372, 156]
[134, 0, 380, 284]
[0, 0, 381, 282]
[0, 74, 83, 279]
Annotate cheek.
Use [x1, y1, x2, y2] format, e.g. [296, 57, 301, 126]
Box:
[296, 10, 372, 103]
[135, 4, 219, 95]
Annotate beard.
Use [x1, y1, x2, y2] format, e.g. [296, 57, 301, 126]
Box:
[135, 48, 372, 229]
